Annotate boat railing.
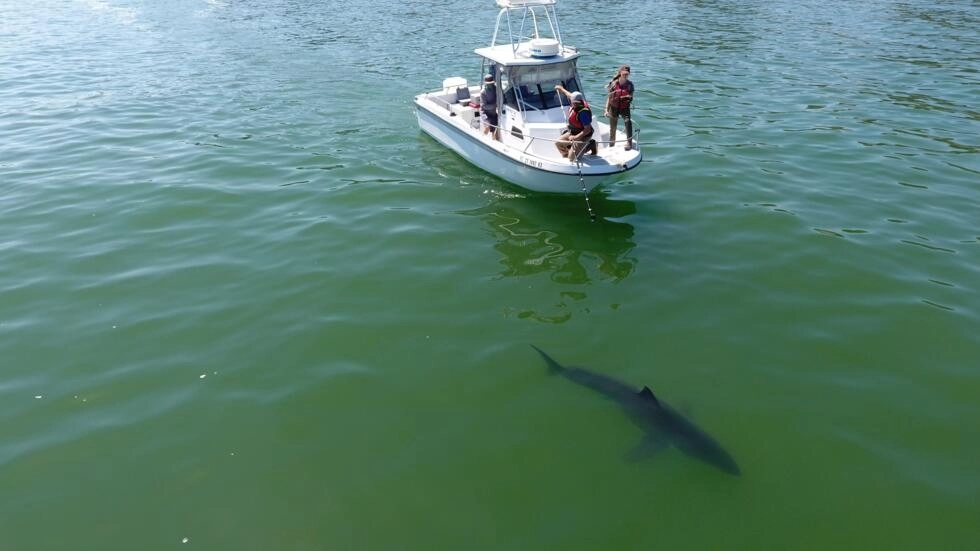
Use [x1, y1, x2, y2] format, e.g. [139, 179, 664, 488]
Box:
[515, 133, 591, 163]
[511, 127, 641, 159]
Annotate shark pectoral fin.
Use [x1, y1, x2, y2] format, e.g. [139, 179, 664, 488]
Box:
[624, 436, 670, 462]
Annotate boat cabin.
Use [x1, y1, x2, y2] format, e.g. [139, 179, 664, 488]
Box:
[474, 0, 588, 157]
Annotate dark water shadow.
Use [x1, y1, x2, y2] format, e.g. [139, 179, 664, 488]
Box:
[458, 193, 638, 286]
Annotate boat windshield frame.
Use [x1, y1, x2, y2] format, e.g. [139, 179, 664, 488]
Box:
[498, 61, 582, 113]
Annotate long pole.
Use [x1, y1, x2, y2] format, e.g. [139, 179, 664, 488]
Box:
[574, 161, 596, 221]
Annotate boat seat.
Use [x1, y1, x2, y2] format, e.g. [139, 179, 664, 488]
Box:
[455, 86, 471, 104]
[524, 122, 567, 157]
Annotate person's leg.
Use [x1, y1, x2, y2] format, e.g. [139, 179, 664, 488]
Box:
[556, 132, 571, 156]
[624, 109, 633, 150]
[568, 131, 594, 160]
[608, 111, 619, 145]
[489, 114, 499, 140]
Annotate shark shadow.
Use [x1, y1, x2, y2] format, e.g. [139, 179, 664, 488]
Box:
[532, 345, 741, 476]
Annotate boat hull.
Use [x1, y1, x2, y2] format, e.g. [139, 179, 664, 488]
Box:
[415, 96, 637, 194]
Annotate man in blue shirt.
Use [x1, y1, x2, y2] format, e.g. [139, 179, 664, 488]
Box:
[554, 86, 596, 161]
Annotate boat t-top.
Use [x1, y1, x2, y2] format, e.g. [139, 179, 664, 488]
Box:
[414, 0, 642, 194]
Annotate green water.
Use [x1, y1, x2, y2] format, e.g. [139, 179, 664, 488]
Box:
[1, 0, 978, 548]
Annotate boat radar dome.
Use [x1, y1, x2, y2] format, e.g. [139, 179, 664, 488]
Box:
[529, 38, 560, 58]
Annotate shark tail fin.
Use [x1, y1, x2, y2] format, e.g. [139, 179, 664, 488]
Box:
[530, 345, 564, 374]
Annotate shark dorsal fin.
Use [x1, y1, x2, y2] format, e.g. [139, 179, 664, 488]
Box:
[639, 386, 659, 405]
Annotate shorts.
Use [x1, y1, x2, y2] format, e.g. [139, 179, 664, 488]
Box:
[608, 105, 631, 119]
[481, 110, 498, 128]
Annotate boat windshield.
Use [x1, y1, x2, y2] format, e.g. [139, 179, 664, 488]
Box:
[500, 61, 581, 111]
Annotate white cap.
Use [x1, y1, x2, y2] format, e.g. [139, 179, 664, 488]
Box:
[570, 91, 584, 102]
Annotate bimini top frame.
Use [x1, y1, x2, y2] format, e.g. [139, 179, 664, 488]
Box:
[490, 0, 566, 59]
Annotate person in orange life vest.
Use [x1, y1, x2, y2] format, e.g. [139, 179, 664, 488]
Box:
[604, 65, 634, 150]
[554, 85, 597, 161]
[480, 74, 499, 140]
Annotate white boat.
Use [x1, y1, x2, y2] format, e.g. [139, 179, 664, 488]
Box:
[414, 0, 642, 194]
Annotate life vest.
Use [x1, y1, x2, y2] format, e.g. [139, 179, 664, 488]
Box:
[567, 102, 593, 134]
[609, 80, 633, 110]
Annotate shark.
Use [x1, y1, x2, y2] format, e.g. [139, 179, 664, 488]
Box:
[531, 345, 741, 475]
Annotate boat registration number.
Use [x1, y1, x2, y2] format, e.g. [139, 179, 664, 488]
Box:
[519, 156, 543, 168]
